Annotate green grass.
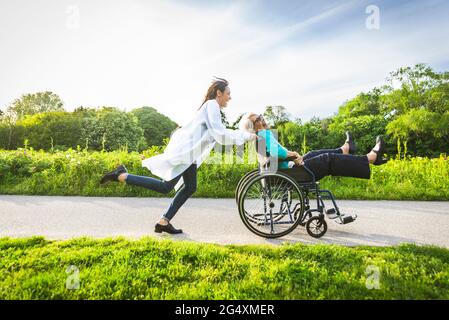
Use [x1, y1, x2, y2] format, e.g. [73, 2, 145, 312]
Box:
[0, 148, 448, 200]
[0, 236, 448, 299]
[320, 155, 449, 200]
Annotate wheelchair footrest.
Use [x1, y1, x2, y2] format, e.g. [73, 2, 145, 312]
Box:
[338, 214, 357, 224]
[326, 208, 340, 219]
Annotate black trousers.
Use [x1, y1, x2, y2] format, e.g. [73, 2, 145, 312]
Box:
[294, 148, 371, 181]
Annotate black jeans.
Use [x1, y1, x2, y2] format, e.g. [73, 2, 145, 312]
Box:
[297, 148, 370, 181]
[124, 163, 197, 221]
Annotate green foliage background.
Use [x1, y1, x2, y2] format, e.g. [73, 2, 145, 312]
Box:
[0, 105, 177, 152]
[275, 64, 449, 157]
[0, 64, 448, 200]
[0, 148, 448, 200]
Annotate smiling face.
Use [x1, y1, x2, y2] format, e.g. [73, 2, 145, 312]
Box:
[249, 113, 268, 131]
[215, 86, 231, 108]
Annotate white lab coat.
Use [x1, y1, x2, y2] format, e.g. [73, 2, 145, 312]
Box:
[142, 99, 252, 191]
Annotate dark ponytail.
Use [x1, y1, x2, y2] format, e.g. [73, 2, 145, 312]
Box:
[198, 77, 229, 110]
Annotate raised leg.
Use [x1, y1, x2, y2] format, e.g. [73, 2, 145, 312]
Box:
[124, 173, 181, 194]
[303, 148, 342, 161]
[303, 153, 370, 181]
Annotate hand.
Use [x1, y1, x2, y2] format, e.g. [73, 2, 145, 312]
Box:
[293, 156, 304, 166]
[288, 151, 301, 159]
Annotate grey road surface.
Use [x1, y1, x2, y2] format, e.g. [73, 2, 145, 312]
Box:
[0, 195, 448, 247]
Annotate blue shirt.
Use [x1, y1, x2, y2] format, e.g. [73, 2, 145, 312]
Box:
[257, 129, 289, 168]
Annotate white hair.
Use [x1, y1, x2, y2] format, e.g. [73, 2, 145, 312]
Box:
[239, 112, 256, 133]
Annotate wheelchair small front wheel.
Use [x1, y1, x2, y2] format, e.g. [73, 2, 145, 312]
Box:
[306, 216, 327, 238]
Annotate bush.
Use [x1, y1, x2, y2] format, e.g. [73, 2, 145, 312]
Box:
[0, 149, 448, 200]
[131, 106, 178, 147]
[18, 112, 84, 151]
[80, 107, 145, 152]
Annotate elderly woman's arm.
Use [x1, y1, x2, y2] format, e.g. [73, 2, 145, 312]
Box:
[263, 131, 304, 165]
[262, 130, 299, 159]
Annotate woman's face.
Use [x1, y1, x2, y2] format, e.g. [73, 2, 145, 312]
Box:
[216, 86, 232, 108]
[249, 113, 268, 131]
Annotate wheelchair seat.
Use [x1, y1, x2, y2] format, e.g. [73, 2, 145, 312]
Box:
[278, 167, 315, 184]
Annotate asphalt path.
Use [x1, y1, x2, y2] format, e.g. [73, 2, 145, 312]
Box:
[1, 195, 448, 247]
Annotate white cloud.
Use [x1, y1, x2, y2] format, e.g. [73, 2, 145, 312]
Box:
[1, 0, 448, 125]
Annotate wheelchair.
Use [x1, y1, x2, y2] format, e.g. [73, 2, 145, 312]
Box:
[235, 144, 358, 239]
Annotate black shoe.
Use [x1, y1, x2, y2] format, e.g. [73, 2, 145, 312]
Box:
[372, 136, 388, 165]
[100, 165, 128, 184]
[345, 131, 357, 155]
[155, 222, 183, 234]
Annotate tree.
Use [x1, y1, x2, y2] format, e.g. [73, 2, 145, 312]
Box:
[336, 88, 384, 118]
[381, 64, 449, 115]
[220, 109, 230, 128]
[74, 106, 98, 118]
[263, 106, 290, 128]
[131, 106, 178, 147]
[277, 117, 337, 154]
[81, 107, 146, 152]
[229, 112, 245, 130]
[383, 64, 449, 156]
[328, 64, 449, 156]
[18, 111, 84, 150]
[0, 109, 17, 149]
[6, 91, 64, 121]
[329, 114, 389, 154]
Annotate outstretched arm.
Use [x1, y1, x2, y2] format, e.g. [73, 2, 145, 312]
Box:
[267, 132, 304, 164]
[205, 100, 254, 145]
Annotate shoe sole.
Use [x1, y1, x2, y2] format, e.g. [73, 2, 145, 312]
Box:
[154, 228, 182, 234]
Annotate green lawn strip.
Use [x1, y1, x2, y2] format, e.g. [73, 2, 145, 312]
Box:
[0, 237, 448, 299]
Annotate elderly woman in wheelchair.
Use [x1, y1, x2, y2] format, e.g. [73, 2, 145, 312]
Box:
[235, 113, 387, 239]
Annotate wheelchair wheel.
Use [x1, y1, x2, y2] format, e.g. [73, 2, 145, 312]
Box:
[238, 172, 295, 224]
[240, 177, 293, 224]
[238, 172, 305, 238]
[305, 216, 327, 238]
[235, 169, 259, 204]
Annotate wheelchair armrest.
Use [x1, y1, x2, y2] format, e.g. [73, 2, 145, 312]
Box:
[302, 165, 316, 182]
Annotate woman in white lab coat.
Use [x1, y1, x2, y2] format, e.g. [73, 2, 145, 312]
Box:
[100, 78, 257, 234]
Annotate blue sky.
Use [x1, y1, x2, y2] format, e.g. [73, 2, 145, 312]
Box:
[1, 0, 448, 124]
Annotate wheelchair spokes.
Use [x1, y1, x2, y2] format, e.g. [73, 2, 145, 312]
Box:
[238, 173, 305, 238]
